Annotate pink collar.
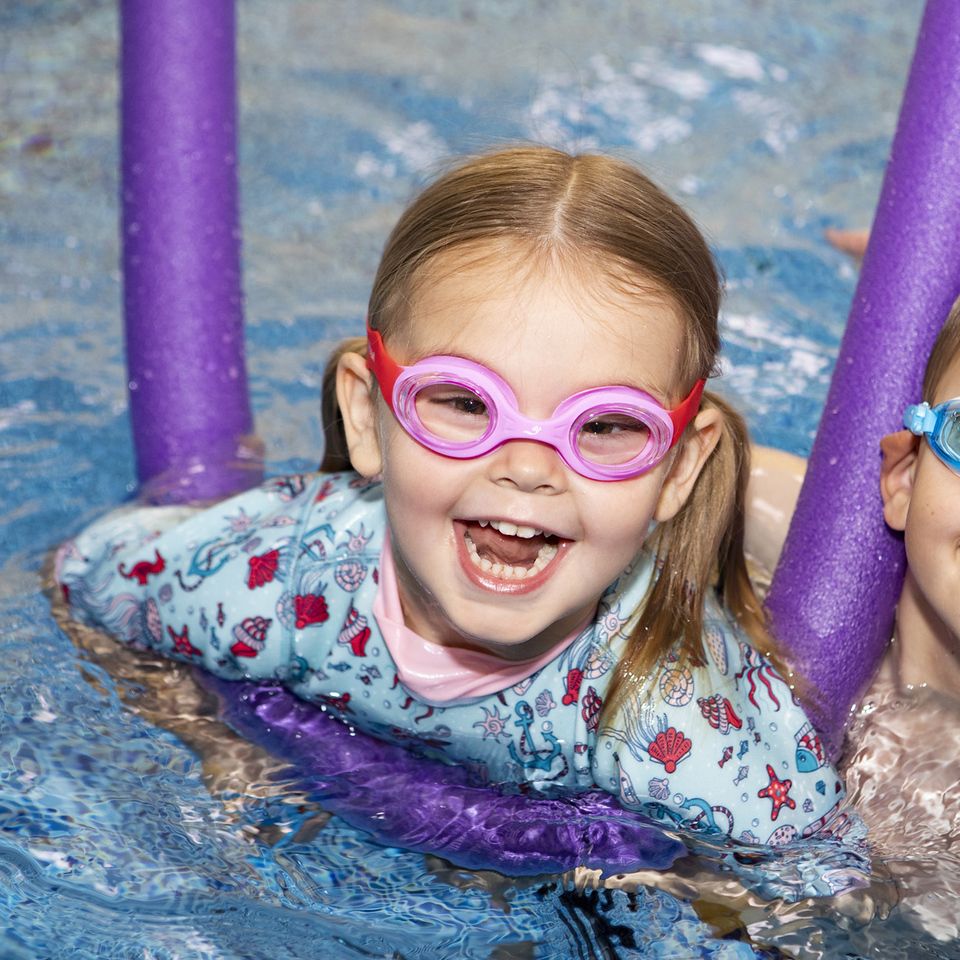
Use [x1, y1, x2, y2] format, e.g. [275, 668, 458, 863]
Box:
[373, 537, 587, 706]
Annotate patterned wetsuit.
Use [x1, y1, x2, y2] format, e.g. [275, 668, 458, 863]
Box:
[57, 471, 847, 851]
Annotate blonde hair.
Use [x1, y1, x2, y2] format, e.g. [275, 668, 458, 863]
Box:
[320, 145, 772, 718]
[923, 296, 960, 401]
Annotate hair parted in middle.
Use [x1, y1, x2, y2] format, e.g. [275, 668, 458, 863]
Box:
[320, 144, 775, 722]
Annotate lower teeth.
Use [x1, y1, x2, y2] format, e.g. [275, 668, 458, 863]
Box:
[464, 533, 558, 579]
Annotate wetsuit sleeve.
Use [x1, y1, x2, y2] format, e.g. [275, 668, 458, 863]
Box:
[55, 475, 320, 682]
[592, 620, 869, 899]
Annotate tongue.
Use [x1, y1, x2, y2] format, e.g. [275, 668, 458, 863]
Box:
[467, 524, 547, 567]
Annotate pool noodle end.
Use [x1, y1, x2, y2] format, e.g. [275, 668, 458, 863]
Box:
[121, 0, 261, 504]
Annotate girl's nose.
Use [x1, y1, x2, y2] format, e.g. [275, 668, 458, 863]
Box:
[487, 438, 569, 493]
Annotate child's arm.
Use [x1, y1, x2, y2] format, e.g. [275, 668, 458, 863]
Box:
[744, 445, 806, 581]
[55, 476, 315, 682]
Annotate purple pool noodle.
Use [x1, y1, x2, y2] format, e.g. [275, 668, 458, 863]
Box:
[197, 673, 684, 876]
[121, 0, 259, 503]
[767, 0, 960, 757]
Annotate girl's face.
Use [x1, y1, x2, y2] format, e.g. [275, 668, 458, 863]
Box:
[339, 248, 720, 659]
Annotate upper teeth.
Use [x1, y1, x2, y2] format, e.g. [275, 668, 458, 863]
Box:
[479, 519, 542, 538]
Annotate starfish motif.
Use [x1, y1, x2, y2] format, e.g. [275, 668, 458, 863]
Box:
[167, 624, 202, 657]
[757, 764, 796, 820]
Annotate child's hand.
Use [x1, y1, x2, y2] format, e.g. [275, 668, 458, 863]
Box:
[825, 228, 870, 263]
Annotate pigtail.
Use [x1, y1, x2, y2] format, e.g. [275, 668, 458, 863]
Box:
[319, 336, 367, 474]
[601, 391, 775, 722]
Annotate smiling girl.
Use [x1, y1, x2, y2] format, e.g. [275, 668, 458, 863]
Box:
[58, 146, 845, 848]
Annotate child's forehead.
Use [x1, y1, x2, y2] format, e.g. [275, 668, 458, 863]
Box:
[398, 257, 686, 399]
[405, 245, 684, 345]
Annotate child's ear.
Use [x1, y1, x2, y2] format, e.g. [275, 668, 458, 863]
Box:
[654, 407, 722, 521]
[879, 429, 919, 531]
[335, 352, 384, 477]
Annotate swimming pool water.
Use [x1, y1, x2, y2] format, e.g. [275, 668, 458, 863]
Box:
[3, 0, 957, 957]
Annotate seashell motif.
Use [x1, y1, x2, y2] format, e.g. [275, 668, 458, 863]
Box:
[247, 548, 279, 589]
[766, 824, 798, 847]
[646, 726, 692, 773]
[334, 558, 368, 592]
[535, 689, 556, 717]
[231, 615, 271, 657]
[704, 625, 728, 675]
[647, 777, 670, 801]
[337, 604, 371, 656]
[697, 694, 743, 735]
[580, 686, 603, 733]
[140, 597, 163, 646]
[659, 666, 694, 707]
[294, 592, 329, 629]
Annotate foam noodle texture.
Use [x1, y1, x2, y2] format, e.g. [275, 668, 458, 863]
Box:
[198, 674, 685, 876]
[767, 0, 960, 757]
[121, 0, 258, 502]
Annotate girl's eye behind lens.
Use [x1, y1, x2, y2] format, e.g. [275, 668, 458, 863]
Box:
[577, 413, 650, 464]
[415, 383, 490, 439]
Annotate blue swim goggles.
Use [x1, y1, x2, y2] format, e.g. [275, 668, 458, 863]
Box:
[903, 398, 960, 472]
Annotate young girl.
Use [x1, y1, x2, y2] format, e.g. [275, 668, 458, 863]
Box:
[57, 146, 845, 851]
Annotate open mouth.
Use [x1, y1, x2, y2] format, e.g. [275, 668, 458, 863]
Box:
[458, 518, 565, 582]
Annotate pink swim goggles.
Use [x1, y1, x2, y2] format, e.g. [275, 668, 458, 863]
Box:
[366, 327, 705, 482]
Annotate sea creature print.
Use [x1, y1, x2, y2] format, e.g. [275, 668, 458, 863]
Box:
[697, 694, 743, 735]
[336, 604, 369, 655]
[118, 549, 165, 585]
[168, 624, 202, 657]
[659, 661, 695, 707]
[757, 764, 796, 821]
[230, 615, 271, 658]
[473, 705, 512, 743]
[535, 689, 556, 717]
[794, 721, 828, 772]
[247, 548, 280, 589]
[580, 687, 603, 733]
[334, 558, 368, 592]
[609, 705, 694, 775]
[646, 725, 693, 774]
[703, 623, 729, 675]
[648, 777, 670, 801]
[734, 642, 793, 713]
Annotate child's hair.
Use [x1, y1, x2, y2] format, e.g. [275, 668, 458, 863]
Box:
[922, 296, 960, 401]
[320, 145, 771, 719]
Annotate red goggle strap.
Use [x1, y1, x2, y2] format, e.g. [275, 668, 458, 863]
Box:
[667, 378, 706, 447]
[366, 327, 401, 411]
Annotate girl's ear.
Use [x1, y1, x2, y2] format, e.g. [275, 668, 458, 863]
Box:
[335, 351, 384, 477]
[879, 429, 919, 531]
[654, 406, 723, 521]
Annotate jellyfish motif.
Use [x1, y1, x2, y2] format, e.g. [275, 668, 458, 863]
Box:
[734, 641, 792, 712]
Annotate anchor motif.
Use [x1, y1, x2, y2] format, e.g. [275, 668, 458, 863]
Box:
[507, 700, 563, 771]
